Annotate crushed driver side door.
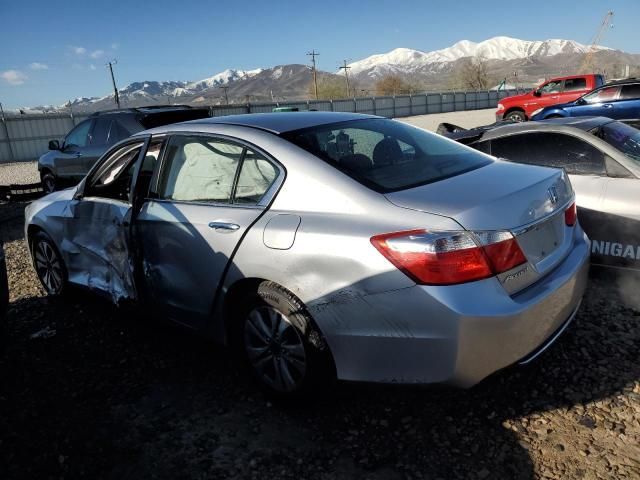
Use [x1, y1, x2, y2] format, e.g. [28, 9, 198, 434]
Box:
[63, 138, 149, 303]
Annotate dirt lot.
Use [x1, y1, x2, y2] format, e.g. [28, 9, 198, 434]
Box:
[0, 201, 639, 480]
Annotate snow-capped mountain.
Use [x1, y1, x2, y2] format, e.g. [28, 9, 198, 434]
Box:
[187, 68, 263, 90]
[346, 36, 612, 78]
[22, 36, 637, 114]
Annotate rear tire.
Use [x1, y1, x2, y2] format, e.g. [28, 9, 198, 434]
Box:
[505, 110, 527, 122]
[41, 172, 57, 194]
[31, 231, 67, 296]
[233, 281, 335, 399]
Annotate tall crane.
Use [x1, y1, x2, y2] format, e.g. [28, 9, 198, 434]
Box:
[580, 10, 614, 73]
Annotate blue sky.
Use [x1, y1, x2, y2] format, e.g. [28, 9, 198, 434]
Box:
[1, 0, 638, 108]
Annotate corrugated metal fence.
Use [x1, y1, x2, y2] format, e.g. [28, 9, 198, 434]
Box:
[0, 89, 522, 163]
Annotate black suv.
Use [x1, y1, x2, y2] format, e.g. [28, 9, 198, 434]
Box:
[38, 105, 210, 192]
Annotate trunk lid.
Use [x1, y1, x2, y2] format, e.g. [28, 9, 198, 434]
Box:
[385, 161, 572, 231]
[385, 160, 575, 283]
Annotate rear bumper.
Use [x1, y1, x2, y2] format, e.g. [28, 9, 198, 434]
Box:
[495, 113, 504, 122]
[313, 228, 590, 387]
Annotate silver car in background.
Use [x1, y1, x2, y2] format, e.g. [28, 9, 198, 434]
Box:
[25, 112, 589, 397]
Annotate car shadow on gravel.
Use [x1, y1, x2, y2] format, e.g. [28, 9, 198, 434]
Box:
[1, 200, 639, 480]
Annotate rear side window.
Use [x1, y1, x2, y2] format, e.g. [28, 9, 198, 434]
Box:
[491, 133, 605, 175]
[91, 118, 112, 145]
[281, 118, 491, 193]
[583, 86, 621, 104]
[109, 120, 132, 143]
[160, 136, 242, 203]
[620, 84, 640, 100]
[471, 141, 491, 154]
[158, 135, 278, 205]
[563, 78, 587, 91]
[234, 150, 278, 204]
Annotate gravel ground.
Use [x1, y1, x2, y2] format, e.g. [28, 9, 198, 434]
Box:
[0, 161, 39, 186]
[0, 203, 639, 480]
[399, 109, 497, 132]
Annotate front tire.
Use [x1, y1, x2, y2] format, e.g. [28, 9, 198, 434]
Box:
[236, 281, 335, 398]
[31, 231, 67, 296]
[505, 110, 527, 122]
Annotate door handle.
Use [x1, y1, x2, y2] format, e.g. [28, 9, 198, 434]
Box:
[551, 96, 559, 99]
[208, 221, 240, 231]
[75, 152, 82, 157]
[603, 104, 613, 108]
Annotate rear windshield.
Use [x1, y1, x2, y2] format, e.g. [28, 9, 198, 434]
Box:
[280, 118, 491, 193]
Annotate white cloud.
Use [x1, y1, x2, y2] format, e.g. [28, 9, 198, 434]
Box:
[111, 43, 119, 50]
[90, 49, 104, 59]
[72, 46, 86, 55]
[1, 70, 28, 85]
[29, 62, 48, 70]
[89, 64, 97, 71]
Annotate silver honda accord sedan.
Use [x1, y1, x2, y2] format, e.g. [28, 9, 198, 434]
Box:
[25, 112, 590, 396]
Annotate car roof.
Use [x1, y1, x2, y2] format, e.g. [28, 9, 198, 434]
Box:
[91, 105, 201, 117]
[165, 112, 380, 134]
[478, 116, 615, 140]
[604, 77, 640, 87]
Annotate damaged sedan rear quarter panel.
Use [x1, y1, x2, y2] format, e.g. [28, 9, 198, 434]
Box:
[25, 112, 590, 392]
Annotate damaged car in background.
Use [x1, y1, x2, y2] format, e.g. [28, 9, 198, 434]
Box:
[440, 116, 640, 271]
[25, 112, 589, 397]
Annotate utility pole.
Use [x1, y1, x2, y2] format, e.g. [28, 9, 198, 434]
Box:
[218, 85, 229, 104]
[307, 50, 320, 100]
[106, 60, 121, 109]
[339, 60, 351, 97]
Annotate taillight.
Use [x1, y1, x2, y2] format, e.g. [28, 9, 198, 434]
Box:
[565, 202, 577, 226]
[371, 229, 527, 286]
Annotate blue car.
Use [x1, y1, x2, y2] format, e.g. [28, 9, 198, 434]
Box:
[531, 79, 640, 121]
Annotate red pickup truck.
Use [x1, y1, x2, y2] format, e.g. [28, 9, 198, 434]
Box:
[496, 74, 605, 122]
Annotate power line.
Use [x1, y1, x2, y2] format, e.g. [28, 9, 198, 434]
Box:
[339, 60, 351, 97]
[106, 60, 120, 109]
[307, 50, 320, 100]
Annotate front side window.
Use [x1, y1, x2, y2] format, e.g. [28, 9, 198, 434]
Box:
[491, 133, 605, 175]
[539, 80, 562, 94]
[563, 78, 587, 91]
[281, 118, 490, 193]
[582, 86, 621, 104]
[65, 120, 92, 148]
[85, 142, 144, 201]
[159, 136, 243, 203]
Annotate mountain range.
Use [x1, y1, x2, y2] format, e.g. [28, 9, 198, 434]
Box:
[18, 36, 640, 113]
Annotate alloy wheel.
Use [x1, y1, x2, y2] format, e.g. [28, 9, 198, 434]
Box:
[243, 305, 307, 392]
[34, 240, 63, 294]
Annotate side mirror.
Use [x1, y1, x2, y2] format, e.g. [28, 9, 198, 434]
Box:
[533, 90, 542, 97]
[48, 140, 60, 150]
[576, 98, 587, 105]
